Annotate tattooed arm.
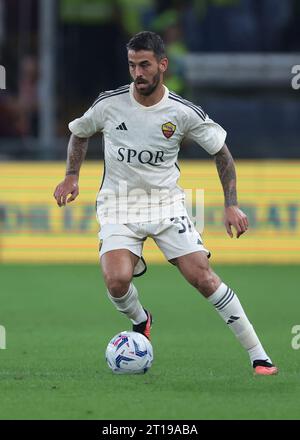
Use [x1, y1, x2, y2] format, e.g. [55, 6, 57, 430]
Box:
[53, 134, 89, 207]
[65, 134, 89, 177]
[214, 143, 237, 207]
[214, 144, 248, 238]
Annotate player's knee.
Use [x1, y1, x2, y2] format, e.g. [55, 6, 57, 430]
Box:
[192, 268, 219, 296]
[104, 272, 132, 298]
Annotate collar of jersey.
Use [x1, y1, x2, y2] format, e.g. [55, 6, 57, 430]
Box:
[129, 82, 169, 110]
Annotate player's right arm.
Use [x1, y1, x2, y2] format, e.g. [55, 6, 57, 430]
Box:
[53, 134, 88, 207]
[53, 101, 104, 207]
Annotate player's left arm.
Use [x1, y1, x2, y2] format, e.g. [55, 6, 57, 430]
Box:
[214, 143, 248, 238]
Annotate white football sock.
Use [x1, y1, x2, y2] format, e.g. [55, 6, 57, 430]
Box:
[208, 282, 272, 365]
[107, 283, 147, 325]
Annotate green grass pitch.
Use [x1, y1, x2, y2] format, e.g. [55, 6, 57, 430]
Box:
[0, 264, 299, 420]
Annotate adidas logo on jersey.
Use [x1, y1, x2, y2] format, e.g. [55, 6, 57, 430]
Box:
[116, 122, 127, 130]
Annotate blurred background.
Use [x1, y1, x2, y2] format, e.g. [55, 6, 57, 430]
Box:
[0, 0, 299, 264]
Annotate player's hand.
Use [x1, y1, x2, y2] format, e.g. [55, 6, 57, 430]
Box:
[53, 175, 79, 207]
[224, 205, 248, 238]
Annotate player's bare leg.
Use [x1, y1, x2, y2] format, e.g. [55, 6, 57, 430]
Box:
[101, 249, 137, 297]
[100, 249, 152, 339]
[173, 251, 278, 375]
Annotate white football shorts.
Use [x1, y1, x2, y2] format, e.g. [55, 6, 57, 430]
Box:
[98, 214, 210, 277]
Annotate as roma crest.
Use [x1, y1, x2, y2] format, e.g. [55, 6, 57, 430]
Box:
[162, 121, 176, 139]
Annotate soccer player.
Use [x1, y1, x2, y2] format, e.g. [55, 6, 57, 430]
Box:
[54, 31, 278, 375]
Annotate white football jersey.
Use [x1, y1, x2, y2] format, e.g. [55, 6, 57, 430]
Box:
[69, 83, 226, 224]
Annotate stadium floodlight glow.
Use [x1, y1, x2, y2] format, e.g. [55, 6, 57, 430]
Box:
[0, 65, 6, 89]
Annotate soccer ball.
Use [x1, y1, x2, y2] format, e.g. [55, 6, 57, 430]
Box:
[105, 331, 153, 374]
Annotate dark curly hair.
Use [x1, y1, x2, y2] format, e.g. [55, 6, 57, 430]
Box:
[126, 31, 166, 60]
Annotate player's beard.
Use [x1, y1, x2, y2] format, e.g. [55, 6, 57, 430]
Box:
[134, 70, 161, 96]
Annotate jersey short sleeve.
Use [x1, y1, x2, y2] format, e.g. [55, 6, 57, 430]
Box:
[184, 107, 227, 155]
[68, 101, 104, 138]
